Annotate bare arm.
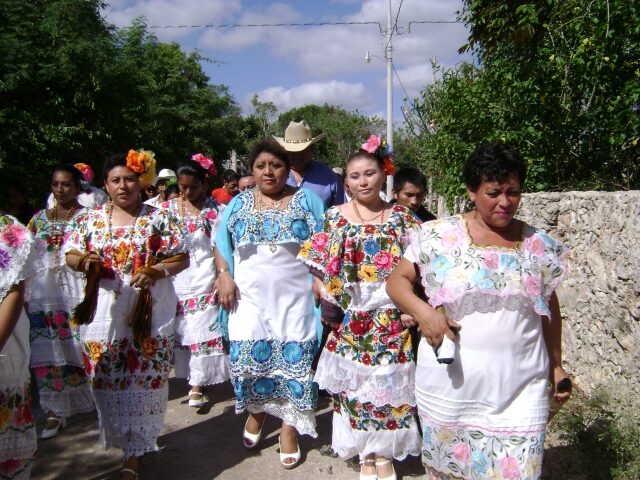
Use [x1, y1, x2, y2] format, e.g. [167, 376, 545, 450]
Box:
[213, 247, 240, 312]
[0, 282, 25, 351]
[386, 258, 460, 346]
[542, 291, 571, 403]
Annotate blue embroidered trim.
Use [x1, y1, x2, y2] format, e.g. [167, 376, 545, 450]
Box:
[232, 375, 318, 413]
[226, 190, 316, 248]
[229, 339, 318, 377]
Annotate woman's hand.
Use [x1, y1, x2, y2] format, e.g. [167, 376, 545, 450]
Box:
[550, 365, 572, 404]
[217, 271, 240, 312]
[83, 253, 101, 271]
[129, 271, 155, 289]
[400, 313, 417, 329]
[415, 306, 461, 347]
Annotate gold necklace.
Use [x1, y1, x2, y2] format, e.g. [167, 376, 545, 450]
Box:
[105, 201, 143, 298]
[352, 199, 385, 224]
[50, 201, 79, 284]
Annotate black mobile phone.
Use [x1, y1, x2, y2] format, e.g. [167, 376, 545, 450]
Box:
[557, 378, 572, 393]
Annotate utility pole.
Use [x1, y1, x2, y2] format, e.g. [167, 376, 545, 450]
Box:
[385, 0, 394, 199]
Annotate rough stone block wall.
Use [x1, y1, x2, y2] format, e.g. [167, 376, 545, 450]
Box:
[517, 191, 640, 405]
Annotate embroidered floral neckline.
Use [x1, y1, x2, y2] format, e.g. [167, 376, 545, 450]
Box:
[460, 213, 525, 252]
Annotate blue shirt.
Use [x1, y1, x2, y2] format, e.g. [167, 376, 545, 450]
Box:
[287, 160, 345, 210]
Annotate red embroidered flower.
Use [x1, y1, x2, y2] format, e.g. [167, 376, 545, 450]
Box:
[326, 339, 337, 352]
[386, 419, 398, 430]
[151, 377, 162, 389]
[349, 320, 369, 336]
[361, 353, 372, 365]
[126, 348, 141, 373]
[397, 351, 407, 363]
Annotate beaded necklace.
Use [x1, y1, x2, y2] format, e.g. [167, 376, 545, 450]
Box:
[352, 199, 385, 224]
[178, 194, 206, 255]
[255, 186, 288, 253]
[50, 201, 79, 285]
[104, 201, 143, 297]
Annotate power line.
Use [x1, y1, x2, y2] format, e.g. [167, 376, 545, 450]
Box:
[385, 0, 405, 51]
[145, 19, 460, 30]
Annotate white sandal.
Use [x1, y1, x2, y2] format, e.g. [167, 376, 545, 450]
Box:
[119, 467, 138, 479]
[188, 389, 206, 408]
[278, 435, 301, 469]
[41, 416, 66, 439]
[375, 458, 396, 480]
[360, 458, 377, 480]
[242, 416, 265, 449]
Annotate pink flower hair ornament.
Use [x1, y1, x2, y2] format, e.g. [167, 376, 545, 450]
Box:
[359, 134, 396, 176]
[74, 163, 94, 183]
[191, 153, 217, 176]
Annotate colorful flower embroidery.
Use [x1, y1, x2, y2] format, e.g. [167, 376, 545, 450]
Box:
[334, 394, 417, 432]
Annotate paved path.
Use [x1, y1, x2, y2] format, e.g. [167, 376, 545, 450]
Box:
[31, 377, 426, 479]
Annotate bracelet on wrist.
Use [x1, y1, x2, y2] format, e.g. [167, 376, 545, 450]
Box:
[217, 267, 230, 274]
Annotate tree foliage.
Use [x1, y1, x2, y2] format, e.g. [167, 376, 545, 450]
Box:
[0, 0, 246, 200]
[276, 104, 385, 167]
[408, 0, 640, 201]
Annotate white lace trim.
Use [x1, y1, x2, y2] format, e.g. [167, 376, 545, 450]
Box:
[331, 409, 421, 461]
[0, 218, 39, 303]
[315, 352, 416, 407]
[38, 389, 95, 418]
[445, 292, 540, 321]
[246, 399, 317, 438]
[173, 351, 229, 386]
[93, 387, 168, 458]
[29, 338, 84, 368]
[0, 426, 36, 463]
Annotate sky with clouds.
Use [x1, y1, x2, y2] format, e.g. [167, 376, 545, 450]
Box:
[103, 0, 471, 125]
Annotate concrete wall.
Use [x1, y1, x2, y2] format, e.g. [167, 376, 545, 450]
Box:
[516, 191, 640, 404]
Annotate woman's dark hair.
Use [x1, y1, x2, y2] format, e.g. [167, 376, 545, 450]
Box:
[177, 160, 207, 182]
[345, 150, 383, 172]
[393, 166, 426, 192]
[102, 153, 128, 181]
[249, 139, 290, 169]
[52, 164, 83, 188]
[164, 183, 180, 198]
[463, 142, 527, 192]
[222, 169, 240, 183]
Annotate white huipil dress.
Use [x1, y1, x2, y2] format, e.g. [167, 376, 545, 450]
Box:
[0, 215, 38, 480]
[27, 209, 94, 417]
[218, 189, 323, 437]
[405, 215, 566, 480]
[65, 204, 185, 458]
[159, 198, 229, 386]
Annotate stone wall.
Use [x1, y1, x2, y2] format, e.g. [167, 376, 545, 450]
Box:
[516, 191, 640, 404]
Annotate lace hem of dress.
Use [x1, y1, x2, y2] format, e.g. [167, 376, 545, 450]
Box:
[315, 353, 416, 407]
[0, 428, 37, 463]
[93, 388, 167, 458]
[38, 390, 95, 418]
[246, 400, 318, 438]
[331, 410, 421, 461]
[0, 456, 32, 480]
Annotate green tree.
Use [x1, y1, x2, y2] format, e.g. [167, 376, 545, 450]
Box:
[409, 0, 640, 201]
[276, 104, 384, 167]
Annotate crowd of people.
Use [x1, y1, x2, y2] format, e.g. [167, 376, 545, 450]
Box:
[0, 121, 572, 480]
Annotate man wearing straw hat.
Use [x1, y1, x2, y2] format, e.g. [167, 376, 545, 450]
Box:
[274, 120, 345, 210]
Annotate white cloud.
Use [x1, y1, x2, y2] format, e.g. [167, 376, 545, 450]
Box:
[103, 0, 241, 40]
[248, 81, 372, 113]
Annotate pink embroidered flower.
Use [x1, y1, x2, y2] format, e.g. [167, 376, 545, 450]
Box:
[52, 378, 65, 391]
[312, 232, 329, 251]
[57, 327, 70, 340]
[524, 275, 541, 295]
[0, 224, 26, 248]
[205, 210, 218, 221]
[187, 298, 197, 310]
[33, 366, 48, 379]
[453, 443, 470, 463]
[483, 253, 500, 270]
[389, 320, 403, 335]
[126, 348, 141, 373]
[373, 251, 392, 269]
[361, 135, 381, 154]
[441, 229, 462, 248]
[502, 457, 520, 479]
[527, 237, 546, 256]
[52, 311, 67, 326]
[326, 256, 342, 276]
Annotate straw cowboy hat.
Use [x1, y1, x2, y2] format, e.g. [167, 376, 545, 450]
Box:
[274, 120, 326, 152]
[154, 168, 176, 185]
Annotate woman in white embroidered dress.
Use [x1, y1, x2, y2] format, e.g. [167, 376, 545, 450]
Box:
[65, 151, 188, 479]
[387, 142, 572, 480]
[159, 157, 228, 408]
[27, 165, 94, 440]
[299, 141, 422, 480]
[0, 214, 37, 479]
[214, 139, 324, 470]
